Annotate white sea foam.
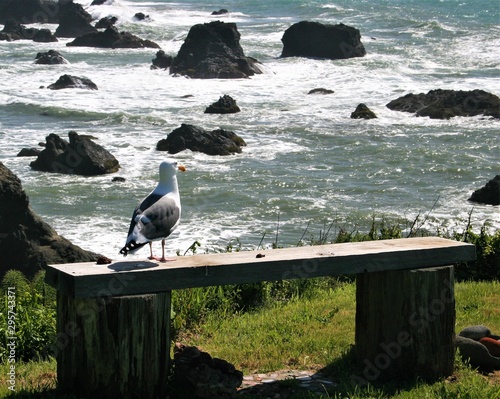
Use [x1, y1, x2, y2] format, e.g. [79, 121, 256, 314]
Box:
[0, 0, 498, 259]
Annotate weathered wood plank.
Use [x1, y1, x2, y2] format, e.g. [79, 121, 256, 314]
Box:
[45, 237, 476, 298]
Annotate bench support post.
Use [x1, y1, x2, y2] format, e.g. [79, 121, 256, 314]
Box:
[56, 291, 171, 399]
[355, 266, 455, 382]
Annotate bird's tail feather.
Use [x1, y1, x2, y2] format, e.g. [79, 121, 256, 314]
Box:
[119, 240, 147, 256]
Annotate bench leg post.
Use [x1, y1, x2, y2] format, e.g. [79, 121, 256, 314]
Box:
[355, 266, 455, 382]
[55, 291, 171, 399]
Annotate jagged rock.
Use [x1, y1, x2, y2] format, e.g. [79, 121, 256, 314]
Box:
[95, 16, 118, 29]
[0, 0, 60, 24]
[351, 103, 377, 119]
[67, 25, 160, 48]
[386, 89, 500, 119]
[47, 74, 98, 90]
[169, 21, 263, 79]
[157, 123, 246, 156]
[468, 175, 500, 206]
[30, 131, 120, 175]
[151, 50, 174, 69]
[17, 148, 41, 157]
[55, 0, 97, 38]
[0, 162, 98, 279]
[308, 88, 334, 95]
[211, 9, 229, 16]
[205, 95, 240, 114]
[280, 21, 366, 59]
[173, 344, 243, 399]
[0, 18, 58, 42]
[133, 12, 150, 21]
[91, 0, 112, 5]
[34, 49, 68, 64]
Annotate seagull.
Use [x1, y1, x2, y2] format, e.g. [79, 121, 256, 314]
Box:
[119, 159, 186, 262]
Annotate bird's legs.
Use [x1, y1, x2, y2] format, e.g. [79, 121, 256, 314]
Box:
[148, 240, 176, 262]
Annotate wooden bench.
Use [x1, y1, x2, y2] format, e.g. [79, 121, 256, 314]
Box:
[45, 237, 476, 398]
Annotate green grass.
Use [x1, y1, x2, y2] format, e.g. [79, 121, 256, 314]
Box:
[2, 280, 497, 398]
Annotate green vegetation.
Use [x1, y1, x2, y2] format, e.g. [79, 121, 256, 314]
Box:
[0, 220, 498, 398]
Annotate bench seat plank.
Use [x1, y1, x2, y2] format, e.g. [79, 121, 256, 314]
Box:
[45, 237, 475, 299]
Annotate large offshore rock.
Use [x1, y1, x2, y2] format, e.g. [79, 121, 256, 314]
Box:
[280, 21, 366, 59]
[55, 0, 96, 38]
[47, 74, 98, 90]
[30, 131, 120, 175]
[66, 25, 160, 48]
[0, 18, 58, 42]
[157, 123, 246, 155]
[0, 0, 60, 24]
[386, 89, 500, 119]
[169, 21, 263, 79]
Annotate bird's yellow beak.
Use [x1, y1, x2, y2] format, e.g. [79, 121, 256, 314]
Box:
[178, 164, 186, 172]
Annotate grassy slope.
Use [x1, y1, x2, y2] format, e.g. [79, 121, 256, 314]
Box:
[1, 280, 499, 398]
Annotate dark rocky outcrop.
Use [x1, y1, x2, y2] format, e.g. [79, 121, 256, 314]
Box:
[308, 88, 334, 95]
[55, 0, 96, 38]
[386, 89, 500, 119]
[17, 148, 41, 157]
[47, 74, 98, 90]
[34, 49, 68, 64]
[0, 0, 60, 24]
[173, 344, 243, 399]
[157, 123, 246, 156]
[468, 175, 500, 206]
[351, 103, 377, 119]
[30, 131, 120, 175]
[0, 18, 58, 42]
[204, 95, 240, 114]
[211, 9, 229, 16]
[151, 50, 174, 69]
[133, 12, 150, 22]
[169, 21, 263, 79]
[0, 162, 98, 279]
[66, 25, 160, 48]
[91, 0, 111, 5]
[95, 16, 118, 29]
[280, 21, 366, 60]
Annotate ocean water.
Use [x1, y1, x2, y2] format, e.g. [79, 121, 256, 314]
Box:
[0, 0, 498, 260]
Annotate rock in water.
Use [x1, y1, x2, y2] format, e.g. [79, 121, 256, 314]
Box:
[0, 0, 60, 24]
[55, 0, 96, 38]
[204, 95, 241, 114]
[30, 131, 120, 175]
[151, 50, 174, 69]
[351, 103, 377, 119]
[66, 25, 160, 49]
[47, 74, 98, 90]
[34, 50, 68, 64]
[386, 89, 500, 119]
[0, 162, 98, 279]
[280, 21, 366, 59]
[169, 21, 263, 78]
[156, 123, 246, 155]
[0, 18, 58, 42]
[468, 175, 500, 206]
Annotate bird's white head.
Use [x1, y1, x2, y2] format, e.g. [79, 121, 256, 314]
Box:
[154, 159, 186, 195]
[158, 159, 186, 184]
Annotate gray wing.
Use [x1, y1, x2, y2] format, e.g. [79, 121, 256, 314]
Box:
[126, 194, 180, 242]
